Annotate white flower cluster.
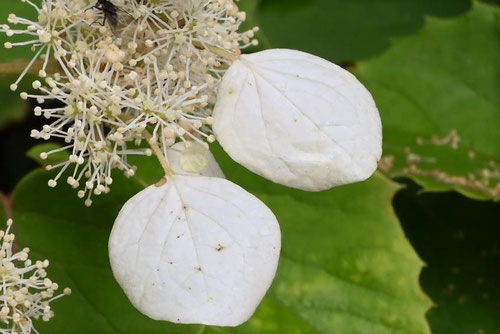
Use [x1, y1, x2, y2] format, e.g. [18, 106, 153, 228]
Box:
[0, 219, 71, 334]
[1, 0, 257, 205]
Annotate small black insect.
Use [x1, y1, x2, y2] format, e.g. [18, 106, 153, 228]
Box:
[94, 0, 119, 28]
[90, 0, 134, 35]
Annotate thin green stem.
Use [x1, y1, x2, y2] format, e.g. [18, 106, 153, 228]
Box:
[142, 130, 173, 176]
[193, 41, 240, 61]
[116, 114, 173, 177]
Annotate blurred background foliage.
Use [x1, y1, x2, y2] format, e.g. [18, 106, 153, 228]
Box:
[0, 0, 499, 333]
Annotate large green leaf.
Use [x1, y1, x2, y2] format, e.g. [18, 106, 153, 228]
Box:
[255, 0, 473, 63]
[252, 0, 500, 199]
[394, 180, 500, 333]
[357, 2, 500, 200]
[241, 176, 430, 334]
[10, 151, 431, 333]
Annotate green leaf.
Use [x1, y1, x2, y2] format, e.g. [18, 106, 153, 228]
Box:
[27, 143, 69, 167]
[255, 0, 472, 62]
[0, 75, 30, 129]
[10, 147, 432, 333]
[0, 0, 40, 63]
[357, 1, 500, 200]
[215, 147, 433, 333]
[249, 176, 431, 333]
[0, 0, 42, 128]
[238, 0, 261, 32]
[394, 181, 500, 333]
[0, 194, 6, 223]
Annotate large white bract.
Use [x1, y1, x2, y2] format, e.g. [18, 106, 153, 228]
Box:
[213, 49, 382, 191]
[109, 175, 281, 326]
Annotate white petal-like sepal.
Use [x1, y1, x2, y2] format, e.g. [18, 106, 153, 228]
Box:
[109, 175, 281, 326]
[213, 49, 382, 191]
[166, 142, 225, 178]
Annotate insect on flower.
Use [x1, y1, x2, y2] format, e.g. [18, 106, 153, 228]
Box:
[91, 0, 134, 35]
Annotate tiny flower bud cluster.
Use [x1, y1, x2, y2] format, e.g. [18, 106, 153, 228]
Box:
[0, 219, 71, 333]
[1, 0, 257, 203]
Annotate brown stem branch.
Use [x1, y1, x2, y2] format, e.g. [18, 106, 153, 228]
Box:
[193, 41, 241, 62]
[0, 59, 60, 76]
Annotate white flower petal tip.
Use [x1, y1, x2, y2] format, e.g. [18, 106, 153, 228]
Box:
[109, 175, 281, 326]
[166, 142, 225, 178]
[213, 49, 383, 191]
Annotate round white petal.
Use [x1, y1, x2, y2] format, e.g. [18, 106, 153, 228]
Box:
[109, 175, 281, 326]
[166, 142, 225, 178]
[213, 49, 382, 191]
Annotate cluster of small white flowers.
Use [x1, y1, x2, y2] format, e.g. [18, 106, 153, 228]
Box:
[1, 0, 258, 205]
[0, 219, 71, 334]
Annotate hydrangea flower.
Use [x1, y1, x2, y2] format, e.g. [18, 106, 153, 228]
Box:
[1, 0, 381, 327]
[2, 0, 256, 205]
[0, 219, 71, 333]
